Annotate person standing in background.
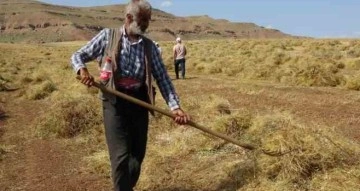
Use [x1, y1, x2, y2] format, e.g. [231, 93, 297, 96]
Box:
[173, 37, 187, 79]
[155, 42, 162, 57]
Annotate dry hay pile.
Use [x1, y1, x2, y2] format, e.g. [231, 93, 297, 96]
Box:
[0, 145, 6, 160]
[0, 107, 4, 118]
[0, 75, 11, 92]
[0, 82, 6, 92]
[33, 93, 102, 138]
[215, 111, 360, 190]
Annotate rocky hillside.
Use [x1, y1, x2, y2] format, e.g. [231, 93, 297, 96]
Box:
[0, 0, 295, 43]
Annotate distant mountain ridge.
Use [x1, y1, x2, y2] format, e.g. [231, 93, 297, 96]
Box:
[0, 0, 297, 43]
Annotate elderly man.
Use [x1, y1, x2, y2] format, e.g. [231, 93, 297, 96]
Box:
[70, 0, 190, 190]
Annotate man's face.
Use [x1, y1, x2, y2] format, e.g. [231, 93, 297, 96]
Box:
[128, 9, 151, 35]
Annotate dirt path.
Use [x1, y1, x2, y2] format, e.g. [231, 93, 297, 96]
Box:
[0, 93, 111, 191]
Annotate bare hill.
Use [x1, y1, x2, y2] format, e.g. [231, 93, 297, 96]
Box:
[0, 0, 295, 43]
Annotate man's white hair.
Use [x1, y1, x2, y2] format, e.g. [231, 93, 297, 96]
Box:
[126, 0, 152, 17]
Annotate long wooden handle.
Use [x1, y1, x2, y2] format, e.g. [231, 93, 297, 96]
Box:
[78, 77, 256, 150]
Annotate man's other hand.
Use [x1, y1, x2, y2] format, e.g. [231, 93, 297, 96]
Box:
[79, 68, 94, 87]
[172, 108, 190, 125]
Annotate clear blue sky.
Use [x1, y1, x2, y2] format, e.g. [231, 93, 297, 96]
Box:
[39, 0, 360, 38]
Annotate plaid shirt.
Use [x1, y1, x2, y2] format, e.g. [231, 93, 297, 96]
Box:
[71, 27, 180, 110]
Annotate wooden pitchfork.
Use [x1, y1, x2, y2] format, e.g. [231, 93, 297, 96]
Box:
[77, 77, 256, 151]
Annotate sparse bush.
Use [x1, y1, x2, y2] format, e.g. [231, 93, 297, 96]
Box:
[0, 74, 17, 92]
[0, 74, 11, 83]
[213, 111, 253, 137]
[206, 65, 222, 74]
[26, 80, 57, 100]
[293, 63, 342, 87]
[291, 40, 303, 47]
[34, 95, 102, 138]
[345, 75, 360, 90]
[33, 73, 48, 83]
[310, 165, 360, 190]
[0, 145, 7, 161]
[181, 97, 201, 111]
[223, 66, 243, 76]
[84, 150, 110, 177]
[346, 59, 360, 70]
[336, 62, 345, 69]
[327, 40, 341, 46]
[238, 112, 360, 190]
[349, 40, 360, 47]
[195, 64, 205, 72]
[0, 82, 6, 92]
[251, 64, 277, 80]
[347, 48, 360, 58]
[21, 76, 34, 83]
[271, 51, 290, 65]
[202, 94, 231, 114]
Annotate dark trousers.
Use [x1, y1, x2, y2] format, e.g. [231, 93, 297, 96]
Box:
[174, 58, 186, 79]
[103, 87, 149, 191]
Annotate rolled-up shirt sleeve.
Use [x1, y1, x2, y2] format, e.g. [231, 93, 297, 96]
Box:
[151, 43, 181, 110]
[70, 28, 108, 74]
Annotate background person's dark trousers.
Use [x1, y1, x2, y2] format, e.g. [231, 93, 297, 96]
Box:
[103, 88, 149, 191]
[174, 58, 186, 79]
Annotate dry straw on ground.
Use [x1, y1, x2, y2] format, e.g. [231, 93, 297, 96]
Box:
[215, 111, 360, 190]
[33, 94, 102, 138]
[2, 39, 360, 190]
[161, 39, 360, 89]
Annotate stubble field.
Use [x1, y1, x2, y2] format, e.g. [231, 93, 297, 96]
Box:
[1, 38, 360, 191]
